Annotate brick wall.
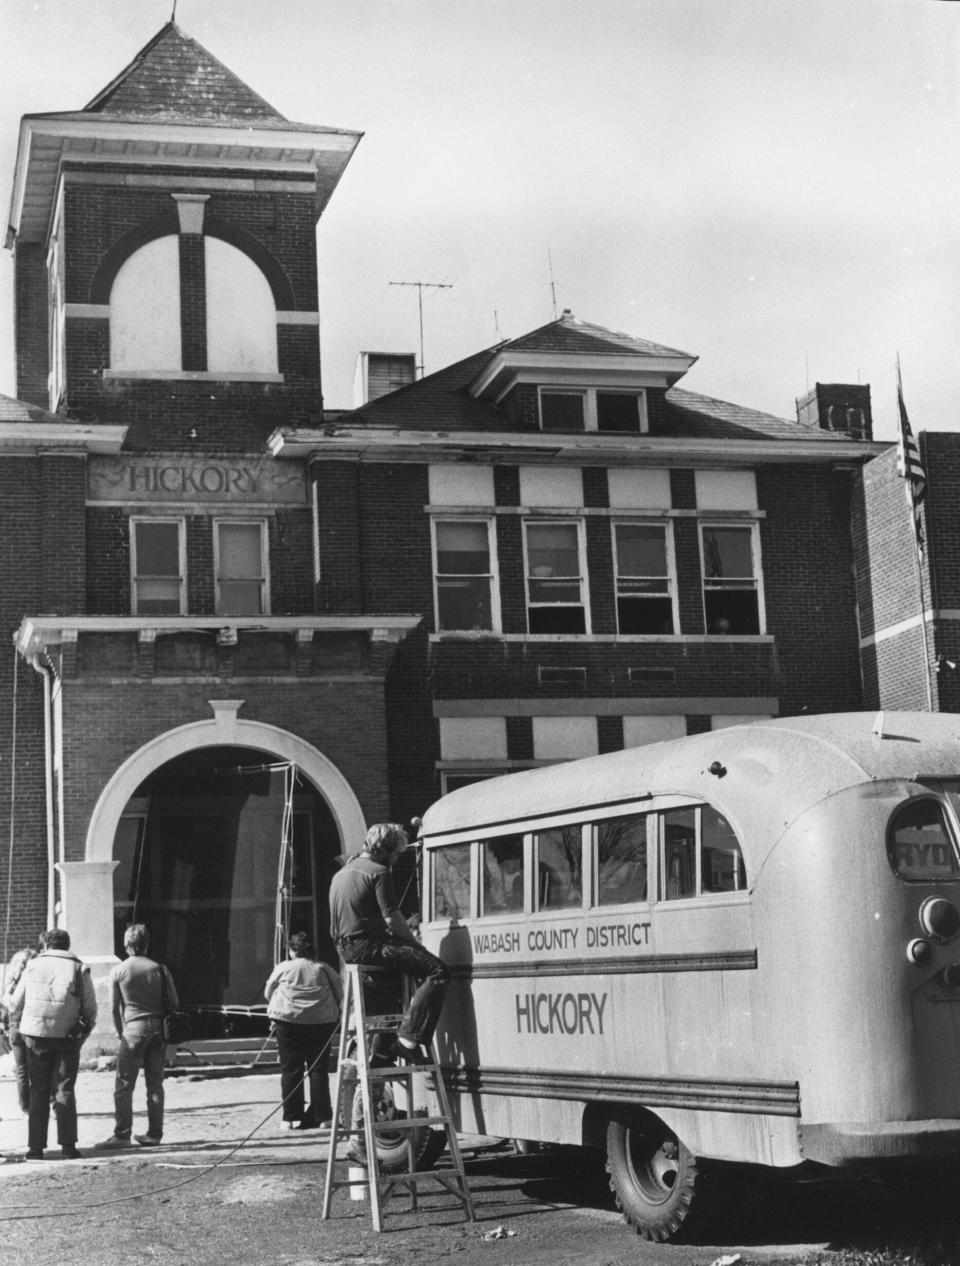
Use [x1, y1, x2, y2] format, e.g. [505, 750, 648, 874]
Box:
[759, 464, 863, 715]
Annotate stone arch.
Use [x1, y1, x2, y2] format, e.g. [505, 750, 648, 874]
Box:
[84, 705, 366, 864]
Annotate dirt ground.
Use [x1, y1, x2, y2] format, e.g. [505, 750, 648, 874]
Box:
[0, 1061, 956, 1266]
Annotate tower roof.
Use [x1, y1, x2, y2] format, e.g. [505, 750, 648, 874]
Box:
[84, 22, 285, 122]
[6, 23, 362, 246]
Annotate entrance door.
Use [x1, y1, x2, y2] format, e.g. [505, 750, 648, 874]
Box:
[111, 746, 342, 1029]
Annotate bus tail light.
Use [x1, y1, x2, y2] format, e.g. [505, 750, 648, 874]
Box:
[919, 896, 960, 944]
[907, 938, 933, 965]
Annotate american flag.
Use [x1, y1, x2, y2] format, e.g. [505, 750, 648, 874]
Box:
[897, 363, 926, 559]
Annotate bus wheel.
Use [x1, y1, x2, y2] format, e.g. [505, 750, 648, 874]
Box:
[605, 1113, 702, 1242]
[345, 1081, 437, 1175]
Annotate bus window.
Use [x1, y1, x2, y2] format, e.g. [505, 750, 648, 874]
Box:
[702, 805, 746, 893]
[535, 825, 582, 910]
[662, 808, 697, 900]
[482, 834, 525, 914]
[888, 799, 960, 882]
[596, 814, 648, 905]
[432, 843, 472, 920]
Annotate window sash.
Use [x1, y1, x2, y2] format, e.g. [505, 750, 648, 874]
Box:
[614, 521, 675, 634]
[524, 519, 588, 633]
[433, 518, 497, 631]
[539, 390, 586, 432]
[131, 518, 184, 615]
[215, 520, 268, 616]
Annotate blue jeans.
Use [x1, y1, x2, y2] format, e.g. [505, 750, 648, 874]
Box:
[24, 1035, 81, 1152]
[340, 935, 449, 1047]
[10, 1026, 29, 1113]
[115, 1020, 166, 1140]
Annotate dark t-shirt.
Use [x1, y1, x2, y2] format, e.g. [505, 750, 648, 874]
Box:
[329, 854, 399, 939]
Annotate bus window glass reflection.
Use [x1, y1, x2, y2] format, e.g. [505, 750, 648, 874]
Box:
[432, 843, 472, 920]
[535, 825, 582, 910]
[702, 805, 746, 892]
[662, 808, 696, 900]
[596, 815, 648, 905]
[482, 835, 524, 914]
[888, 798, 960, 882]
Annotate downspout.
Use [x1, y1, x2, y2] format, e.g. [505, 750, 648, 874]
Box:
[28, 653, 56, 926]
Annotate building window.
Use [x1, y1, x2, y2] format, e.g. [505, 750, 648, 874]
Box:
[597, 391, 643, 434]
[538, 387, 647, 434]
[131, 518, 185, 615]
[613, 522, 675, 634]
[539, 389, 586, 432]
[701, 523, 762, 634]
[524, 519, 588, 633]
[214, 519, 268, 616]
[433, 519, 498, 631]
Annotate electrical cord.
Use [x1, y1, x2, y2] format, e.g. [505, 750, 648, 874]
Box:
[0, 1029, 339, 1221]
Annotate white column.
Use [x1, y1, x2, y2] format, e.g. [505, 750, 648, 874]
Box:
[56, 860, 120, 964]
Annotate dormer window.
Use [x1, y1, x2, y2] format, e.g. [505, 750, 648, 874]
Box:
[540, 390, 586, 432]
[538, 386, 647, 434]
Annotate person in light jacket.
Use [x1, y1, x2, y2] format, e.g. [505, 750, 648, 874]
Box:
[8, 928, 97, 1161]
[264, 931, 342, 1131]
[3, 945, 38, 1115]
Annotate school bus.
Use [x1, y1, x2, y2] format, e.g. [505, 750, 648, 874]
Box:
[417, 711, 960, 1240]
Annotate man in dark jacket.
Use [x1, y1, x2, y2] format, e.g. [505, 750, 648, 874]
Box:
[9, 927, 97, 1161]
[329, 822, 448, 1065]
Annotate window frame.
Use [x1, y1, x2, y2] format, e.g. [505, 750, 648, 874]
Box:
[130, 515, 186, 616]
[699, 519, 766, 635]
[612, 518, 678, 635]
[213, 517, 270, 617]
[431, 515, 501, 633]
[537, 386, 648, 434]
[522, 516, 591, 635]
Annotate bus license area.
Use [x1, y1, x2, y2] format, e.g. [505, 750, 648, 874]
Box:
[472, 919, 652, 958]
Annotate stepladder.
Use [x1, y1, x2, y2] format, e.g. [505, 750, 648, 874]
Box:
[321, 962, 475, 1231]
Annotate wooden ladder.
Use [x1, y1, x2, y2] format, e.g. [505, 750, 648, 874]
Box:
[321, 962, 475, 1231]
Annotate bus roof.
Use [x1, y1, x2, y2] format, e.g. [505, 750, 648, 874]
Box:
[420, 711, 960, 846]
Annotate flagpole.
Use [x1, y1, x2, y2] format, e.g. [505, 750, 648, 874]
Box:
[896, 357, 933, 710]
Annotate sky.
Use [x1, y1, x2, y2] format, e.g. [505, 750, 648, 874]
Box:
[0, 0, 957, 439]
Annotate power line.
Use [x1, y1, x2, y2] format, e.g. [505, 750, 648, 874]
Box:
[388, 280, 453, 377]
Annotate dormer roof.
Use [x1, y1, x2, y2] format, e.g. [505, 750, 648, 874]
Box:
[6, 22, 362, 246]
[468, 309, 697, 402]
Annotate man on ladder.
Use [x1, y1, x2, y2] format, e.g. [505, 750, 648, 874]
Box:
[329, 823, 448, 1066]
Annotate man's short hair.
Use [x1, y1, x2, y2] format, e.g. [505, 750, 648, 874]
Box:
[286, 931, 313, 958]
[124, 923, 149, 955]
[364, 822, 409, 858]
[41, 928, 70, 951]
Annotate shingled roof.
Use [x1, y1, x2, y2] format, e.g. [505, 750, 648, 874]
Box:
[338, 316, 848, 444]
[83, 22, 284, 121]
[501, 312, 693, 361]
[0, 393, 71, 426]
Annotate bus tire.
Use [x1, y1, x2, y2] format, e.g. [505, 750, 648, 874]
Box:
[345, 1083, 438, 1175]
[605, 1112, 703, 1243]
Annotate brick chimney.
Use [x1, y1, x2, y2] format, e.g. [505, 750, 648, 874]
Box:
[796, 383, 872, 441]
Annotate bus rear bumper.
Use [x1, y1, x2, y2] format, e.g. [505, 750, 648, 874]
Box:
[801, 1119, 960, 1166]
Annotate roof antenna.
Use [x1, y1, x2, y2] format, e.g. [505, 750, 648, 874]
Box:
[171, 0, 178, 19]
[388, 280, 454, 378]
[547, 244, 559, 320]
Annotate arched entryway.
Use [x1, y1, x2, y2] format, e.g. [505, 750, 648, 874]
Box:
[84, 706, 366, 1034]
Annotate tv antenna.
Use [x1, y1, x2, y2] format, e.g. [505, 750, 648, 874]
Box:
[388, 279, 453, 377]
[547, 245, 559, 319]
